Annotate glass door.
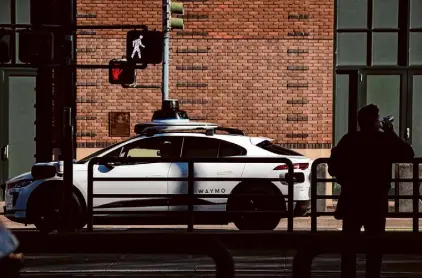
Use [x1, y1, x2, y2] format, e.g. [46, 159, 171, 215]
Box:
[357, 69, 408, 140]
[409, 70, 422, 157]
[358, 69, 412, 213]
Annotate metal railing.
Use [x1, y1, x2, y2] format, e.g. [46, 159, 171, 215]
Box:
[292, 231, 422, 278]
[310, 157, 422, 232]
[87, 156, 295, 232]
[290, 157, 422, 277]
[13, 157, 422, 277]
[15, 231, 235, 278]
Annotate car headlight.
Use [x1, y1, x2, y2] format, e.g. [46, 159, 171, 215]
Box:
[7, 180, 33, 190]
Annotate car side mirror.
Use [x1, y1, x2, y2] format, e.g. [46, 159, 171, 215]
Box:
[101, 161, 115, 170]
[31, 164, 57, 180]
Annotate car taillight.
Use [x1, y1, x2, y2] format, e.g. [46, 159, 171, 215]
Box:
[273, 163, 309, 171]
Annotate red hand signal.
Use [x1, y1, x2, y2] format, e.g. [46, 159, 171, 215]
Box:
[112, 68, 123, 80]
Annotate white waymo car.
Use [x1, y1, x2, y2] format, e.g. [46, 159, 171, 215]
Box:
[3, 120, 312, 233]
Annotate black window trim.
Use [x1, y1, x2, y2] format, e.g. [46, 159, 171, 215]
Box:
[180, 136, 247, 158]
[218, 139, 247, 157]
[119, 135, 184, 159]
[180, 136, 221, 159]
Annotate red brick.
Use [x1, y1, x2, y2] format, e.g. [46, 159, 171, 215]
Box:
[76, 0, 334, 146]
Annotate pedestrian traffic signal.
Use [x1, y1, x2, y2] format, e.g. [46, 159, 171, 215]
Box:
[126, 30, 164, 65]
[108, 59, 136, 85]
[18, 29, 54, 64]
[0, 30, 12, 64]
[169, 2, 184, 30]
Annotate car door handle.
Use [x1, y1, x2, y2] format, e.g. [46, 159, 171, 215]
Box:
[217, 171, 232, 175]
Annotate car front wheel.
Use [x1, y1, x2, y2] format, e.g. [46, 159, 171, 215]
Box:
[28, 186, 85, 234]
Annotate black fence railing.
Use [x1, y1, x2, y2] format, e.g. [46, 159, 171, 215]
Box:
[87, 156, 295, 232]
[15, 231, 235, 278]
[12, 157, 422, 277]
[292, 232, 422, 278]
[310, 158, 422, 232]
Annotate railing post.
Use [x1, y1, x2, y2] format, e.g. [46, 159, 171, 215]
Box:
[208, 238, 235, 278]
[87, 158, 95, 232]
[292, 248, 316, 278]
[287, 159, 294, 232]
[413, 160, 419, 232]
[188, 160, 194, 232]
[311, 159, 318, 232]
[395, 163, 400, 212]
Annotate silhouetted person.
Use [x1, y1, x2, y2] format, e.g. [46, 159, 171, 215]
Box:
[328, 104, 414, 278]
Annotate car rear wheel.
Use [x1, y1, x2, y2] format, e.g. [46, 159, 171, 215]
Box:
[228, 185, 284, 230]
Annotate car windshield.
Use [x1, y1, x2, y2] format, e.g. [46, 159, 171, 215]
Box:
[75, 137, 136, 164]
[256, 140, 304, 156]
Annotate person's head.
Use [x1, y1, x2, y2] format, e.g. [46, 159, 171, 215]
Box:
[139, 35, 143, 39]
[358, 104, 380, 132]
[159, 141, 174, 158]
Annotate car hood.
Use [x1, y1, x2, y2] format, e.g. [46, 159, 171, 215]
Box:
[6, 161, 86, 183]
[6, 171, 33, 183]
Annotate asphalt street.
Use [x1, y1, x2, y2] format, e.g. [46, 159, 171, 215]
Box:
[7, 216, 422, 277]
[18, 252, 422, 277]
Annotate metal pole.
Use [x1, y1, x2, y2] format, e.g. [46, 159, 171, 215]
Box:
[63, 107, 73, 231]
[412, 161, 419, 232]
[62, 0, 76, 231]
[311, 160, 318, 232]
[71, 0, 77, 160]
[87, 159, 94, 232]
[161, 0, 170, 102]
[188, 160, 194, 231]
[395, 163, 400, 212]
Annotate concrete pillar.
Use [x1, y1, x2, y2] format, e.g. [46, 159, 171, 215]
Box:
[316, 164, 327, 213]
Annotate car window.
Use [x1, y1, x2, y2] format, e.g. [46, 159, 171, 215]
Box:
[219, 140, 246, 157]
[104, 147, 123, 158]
[120, 137, 183, 158]
[182, 137, 220, 158]
[75, 137, 136, 164]
[256, 140, 303, 156]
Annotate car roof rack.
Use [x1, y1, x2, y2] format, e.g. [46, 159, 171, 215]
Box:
[205, 127, 245, 136]
[134, 120, 246, 137]
[135, 120, 217, 135]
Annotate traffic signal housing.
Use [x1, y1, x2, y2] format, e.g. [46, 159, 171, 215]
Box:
[108, 59, 136, 85]
[0, 30, 12, 64]
[169, 2, 184, 30]
[126, 30, 164, 65]
[18, 29, 54, 64]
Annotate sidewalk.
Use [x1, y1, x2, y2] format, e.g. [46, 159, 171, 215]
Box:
[2, 215, 421, 231]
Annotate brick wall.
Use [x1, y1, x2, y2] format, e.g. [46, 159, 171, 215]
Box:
[76, 0, 334, 149]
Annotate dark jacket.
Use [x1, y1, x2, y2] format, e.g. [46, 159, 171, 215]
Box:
[328, 130, 414, 217]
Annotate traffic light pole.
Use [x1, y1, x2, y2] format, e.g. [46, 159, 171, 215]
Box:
[61, 0, 77, 231]
[162, 0, 171, 102]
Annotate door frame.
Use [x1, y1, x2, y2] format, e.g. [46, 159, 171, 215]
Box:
[0, 69, 37, 190]
[355, 69, 409, 141]
[407, 69, 422, 147]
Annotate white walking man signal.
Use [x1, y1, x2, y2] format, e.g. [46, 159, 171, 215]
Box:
[131, 35, 145, 59]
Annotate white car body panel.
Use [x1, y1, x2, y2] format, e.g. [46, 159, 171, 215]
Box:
[3, 129, 313, 225]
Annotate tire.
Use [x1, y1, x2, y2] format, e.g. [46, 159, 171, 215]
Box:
[28, 185, 85, 234]
[228, 185, 284, 230]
